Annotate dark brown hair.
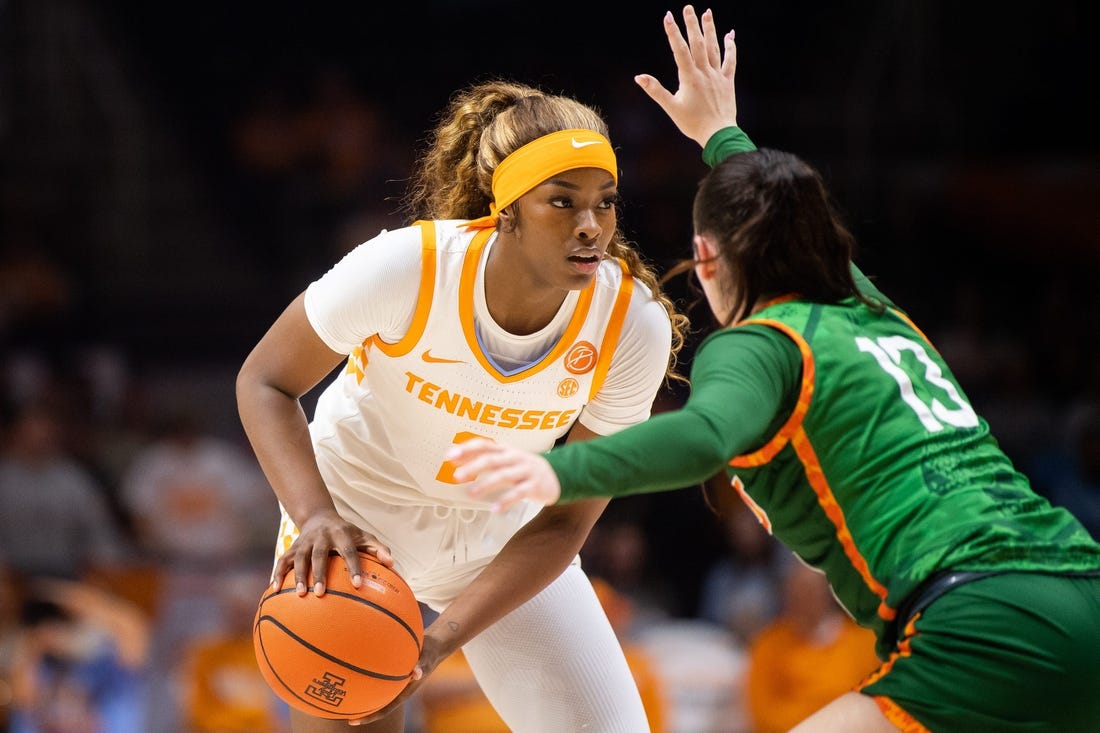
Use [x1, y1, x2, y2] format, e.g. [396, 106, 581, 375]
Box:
[668, 148, 878, 328]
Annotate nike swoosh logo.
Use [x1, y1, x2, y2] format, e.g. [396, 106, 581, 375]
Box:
[571, 137, 603, 149]
[421, 349, 465, 364]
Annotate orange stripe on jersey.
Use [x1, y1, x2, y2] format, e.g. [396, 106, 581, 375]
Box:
[587, 258, 633, 400]
[888, 307, 937, 353]
[373, 220, 438, 358]
[729, 316, 894, 622]
[870, 696, 930, 733]
[859, 613, 919, 690]
[790, 427, 893, 619]
[729, 318, 814, 467]
[458, 231, 596, 383]
[457, 227, 490, 362]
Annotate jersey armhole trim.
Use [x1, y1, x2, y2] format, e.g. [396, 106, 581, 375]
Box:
[728, 317, 815, 467]
[373, 220, 436, 357]
[587, 258, 634, 400]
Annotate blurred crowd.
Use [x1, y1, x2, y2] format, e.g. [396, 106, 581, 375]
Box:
[0, 363, 876, 733]
[0, 330, 1096, 733]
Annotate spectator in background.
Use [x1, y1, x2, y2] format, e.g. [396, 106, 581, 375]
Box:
[7, 576, 150, 733]
[0, 560, 27, 731]
[697, 497, 788, 647]
[228, 65, 403, 288]
[0, 398, 130, 579]
[0, 216, 74, 359]
[178, 568, 289, 733]
[579, 509, 679, 633]
[119, 407, 276, 568]
[118, 407, 277, 733]
[743, 560, 880, 733]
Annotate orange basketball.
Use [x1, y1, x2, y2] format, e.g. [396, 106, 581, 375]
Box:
[253, 551, 423, 719]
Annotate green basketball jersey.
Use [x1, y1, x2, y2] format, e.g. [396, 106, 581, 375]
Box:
[728, 297, 1100, 649]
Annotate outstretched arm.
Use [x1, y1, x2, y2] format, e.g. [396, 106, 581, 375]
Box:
[635, 6, 739, 148]
[449, 439, 562, 511]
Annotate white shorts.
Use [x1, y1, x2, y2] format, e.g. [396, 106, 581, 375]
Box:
[274, 483, 549, 611]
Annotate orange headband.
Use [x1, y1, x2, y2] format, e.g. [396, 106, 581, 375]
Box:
[464, 128, 618, 230]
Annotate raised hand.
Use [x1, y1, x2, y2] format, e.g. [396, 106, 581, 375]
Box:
[634, 5, 739, 148]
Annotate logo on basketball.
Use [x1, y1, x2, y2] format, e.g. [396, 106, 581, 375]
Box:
[557, 378, 580, 398]
[306, 671, 348, 707]
[564, 341, 597, 375]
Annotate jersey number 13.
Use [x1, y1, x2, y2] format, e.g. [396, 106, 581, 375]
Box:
[855, 335, 979, 432]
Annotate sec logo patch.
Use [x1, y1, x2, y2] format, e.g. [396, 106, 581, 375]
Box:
[557, 378, 580, 398]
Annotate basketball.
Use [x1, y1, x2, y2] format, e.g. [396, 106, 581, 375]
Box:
[253, 551, 423, 719]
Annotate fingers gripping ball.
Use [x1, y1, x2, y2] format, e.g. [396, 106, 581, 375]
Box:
[253, 552, 424, 719]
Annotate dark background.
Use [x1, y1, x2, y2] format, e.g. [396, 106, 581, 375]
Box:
[2, 0, 1098, 615]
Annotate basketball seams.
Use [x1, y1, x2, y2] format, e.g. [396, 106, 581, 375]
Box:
[255, 614, 415, 681]
[259, 587, 423, 653]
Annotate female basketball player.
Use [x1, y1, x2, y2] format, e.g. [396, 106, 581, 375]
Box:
[449, 7, 1100, 732]
[235, 69, 687, 730]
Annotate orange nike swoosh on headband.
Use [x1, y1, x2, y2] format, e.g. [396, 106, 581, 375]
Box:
[421, 349, 465, 364]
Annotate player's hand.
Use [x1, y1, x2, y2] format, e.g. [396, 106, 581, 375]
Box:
[345, 670, 425, 726]
[347, 633, 446, 725]
[635, 5, 738, 149]
[447, 438, 562, 511]
[270, 511, 394, 597]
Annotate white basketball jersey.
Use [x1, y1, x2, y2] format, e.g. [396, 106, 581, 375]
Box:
[310, 220, 637, 509]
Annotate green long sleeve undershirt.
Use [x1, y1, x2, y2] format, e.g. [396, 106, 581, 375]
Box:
[550, 325, 800, 500]
[702, 125, 757, 166]
[548, 127, 894, 502]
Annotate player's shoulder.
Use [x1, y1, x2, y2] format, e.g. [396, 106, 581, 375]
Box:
[593, 256, 642, 295]
[317, 228, 418, 284]
[425, 219, 481, 255]
[339, 224, 424, 260]
[590, 259, 671, 337]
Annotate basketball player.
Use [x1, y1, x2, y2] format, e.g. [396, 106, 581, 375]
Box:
[235, 76, 688, 731]
[448, 7, 1100, 732]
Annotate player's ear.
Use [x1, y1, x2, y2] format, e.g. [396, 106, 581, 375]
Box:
[693, 234, 719, 280]
[497, 205, 515, 231]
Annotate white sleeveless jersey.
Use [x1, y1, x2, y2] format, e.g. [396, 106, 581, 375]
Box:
[305, 220, 671, 510]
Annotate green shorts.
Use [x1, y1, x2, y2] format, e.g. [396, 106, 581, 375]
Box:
[860, 571, 1100, 733]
